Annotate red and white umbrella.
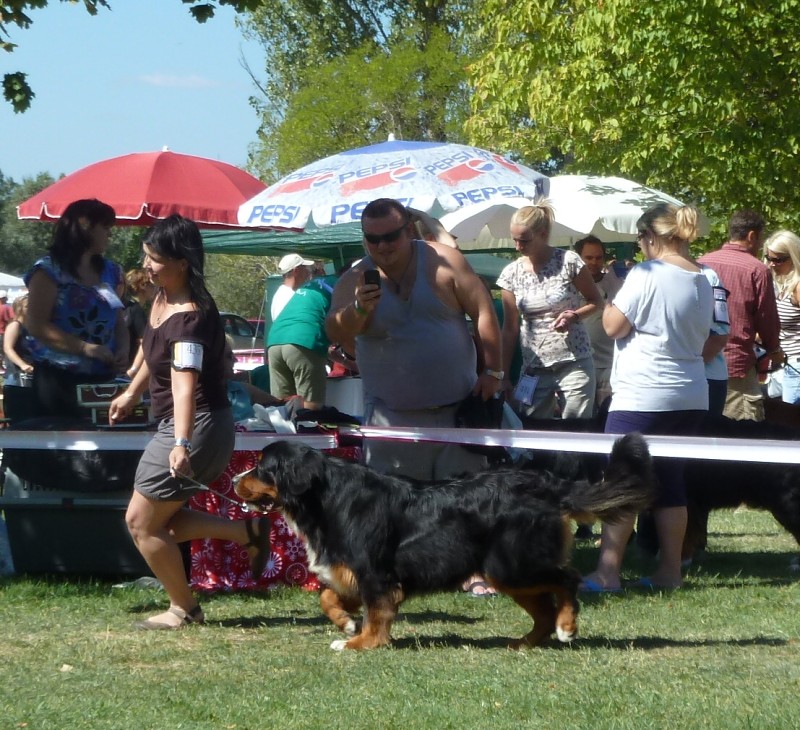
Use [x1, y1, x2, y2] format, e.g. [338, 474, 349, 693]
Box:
[17, 149, 267, 229]
[238, 138, 549, 231]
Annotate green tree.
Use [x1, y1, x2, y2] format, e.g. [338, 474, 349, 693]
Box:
[467, 0, 800, 237]
[0, 173, 55, 273]
[206, 253, 272, 317]
[1, 0, 260, 111]
[242, 1, 473, 180]
[258, 28, 469, 176]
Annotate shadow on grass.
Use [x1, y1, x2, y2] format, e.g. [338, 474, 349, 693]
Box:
[378, 633, 791, 651]
[687, 549, 800, 581]
[213, 609, 480, 630]
[126, 605, 481, 631]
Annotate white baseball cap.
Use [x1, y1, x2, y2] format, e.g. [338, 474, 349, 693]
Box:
[278, 253, 314, 274]
[0, 289, 7, 298]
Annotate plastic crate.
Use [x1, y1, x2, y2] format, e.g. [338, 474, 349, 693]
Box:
[0, 496, 151, 576]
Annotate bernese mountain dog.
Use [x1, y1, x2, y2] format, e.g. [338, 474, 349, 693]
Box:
[234, 435, 654, 651]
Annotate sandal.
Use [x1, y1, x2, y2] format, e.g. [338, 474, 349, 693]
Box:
[135, 604, 204, 631]
[462, 578, 498, 597]
[245, 515, 272, 580]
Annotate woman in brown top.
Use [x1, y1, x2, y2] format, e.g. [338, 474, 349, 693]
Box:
[109, 215, 270, 630]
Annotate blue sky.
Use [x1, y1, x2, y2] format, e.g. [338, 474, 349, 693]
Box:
[1, 1, 263, 183]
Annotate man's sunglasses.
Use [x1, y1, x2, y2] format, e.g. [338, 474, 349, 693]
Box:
[363, 222, 408, 246]
[766, 254, 789, 264]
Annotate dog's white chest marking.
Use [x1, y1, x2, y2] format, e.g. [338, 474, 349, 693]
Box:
[282, 513, 339, 588]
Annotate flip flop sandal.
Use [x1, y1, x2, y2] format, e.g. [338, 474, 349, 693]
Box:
[463, 579, 498, 597]
[578, 578, 622, 593]
[245, 515, 272, 580]
[135, 604, 204, 630]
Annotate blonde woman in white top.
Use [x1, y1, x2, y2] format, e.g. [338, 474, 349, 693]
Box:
[582, 203, 714, 592]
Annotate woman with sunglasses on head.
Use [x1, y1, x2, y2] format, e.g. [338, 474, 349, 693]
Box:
[497, 200, 603, 421]
[581, 203, 715, 592]
[764, 230, 800, 404]
[108, 215, 270, 630]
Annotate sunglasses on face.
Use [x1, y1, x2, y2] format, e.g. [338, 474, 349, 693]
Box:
[363, 222, 408, 246]
[766, 254, 789, 264]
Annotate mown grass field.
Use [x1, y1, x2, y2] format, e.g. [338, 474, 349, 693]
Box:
[1, 508, 799, 730]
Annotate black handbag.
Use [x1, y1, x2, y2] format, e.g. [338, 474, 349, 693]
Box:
[453, 393, 509, 464]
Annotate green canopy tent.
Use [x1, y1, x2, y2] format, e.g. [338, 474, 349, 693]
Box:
[201, 225, 365, 267]
[200, 226, 519, 266]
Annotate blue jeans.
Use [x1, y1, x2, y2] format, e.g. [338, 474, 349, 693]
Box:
[783, 360, 800, 405]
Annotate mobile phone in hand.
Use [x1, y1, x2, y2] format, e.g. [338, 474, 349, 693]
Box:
[364, 269, 381, 288]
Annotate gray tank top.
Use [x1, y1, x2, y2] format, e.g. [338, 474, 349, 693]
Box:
[356, 241, 477, 410]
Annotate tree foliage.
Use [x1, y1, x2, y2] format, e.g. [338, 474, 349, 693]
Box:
[206, 254, 273, 317]
[1, 0, 261, 111]
[243, 0, 474, 181]
[0, 172, 56, 273]
[467, 0, 800, 236]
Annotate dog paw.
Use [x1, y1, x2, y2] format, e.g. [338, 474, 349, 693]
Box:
[344, 619, 359, 637]
[556, 626, 577, 643]
[330, 639, 349, 651]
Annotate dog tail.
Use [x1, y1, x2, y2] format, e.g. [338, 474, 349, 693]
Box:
[561, 433, 655, 523]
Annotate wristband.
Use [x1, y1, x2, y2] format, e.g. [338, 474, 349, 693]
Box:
[174, 438, 193, 452]
[353, 299, 367, 316]
[485, 369, 505, 381]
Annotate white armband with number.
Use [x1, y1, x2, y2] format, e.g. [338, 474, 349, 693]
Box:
[172, 341, 204, 371]
[712, 286, 730, 326]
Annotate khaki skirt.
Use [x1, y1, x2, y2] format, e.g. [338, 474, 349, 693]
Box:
[134, 408, 235, 501]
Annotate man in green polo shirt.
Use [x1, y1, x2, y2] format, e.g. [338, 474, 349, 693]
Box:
[267, 275, 337, 409]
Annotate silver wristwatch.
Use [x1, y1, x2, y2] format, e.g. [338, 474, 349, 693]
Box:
[485, 369, 505, 380]
[174, 437, 193, 452]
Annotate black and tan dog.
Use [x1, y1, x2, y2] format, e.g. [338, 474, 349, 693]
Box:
[523, 411, 800, 565]
[234, 435, 653, 651]
[681, 416, 800, 562]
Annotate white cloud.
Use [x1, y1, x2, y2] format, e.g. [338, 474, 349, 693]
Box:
[138, 73, 220, 89]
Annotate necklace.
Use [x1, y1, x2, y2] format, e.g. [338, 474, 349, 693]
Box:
[384, 246, 416, 296]
[154, 291, 186, 325]
[154, 305, 171, 326]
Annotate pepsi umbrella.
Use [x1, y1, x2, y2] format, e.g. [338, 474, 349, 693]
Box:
[17, 149, 267, 229]
[441, 175, 710, 249]
[237, 138, 549, 231]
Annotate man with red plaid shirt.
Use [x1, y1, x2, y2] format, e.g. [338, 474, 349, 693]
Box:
[699, 210, 781, 421]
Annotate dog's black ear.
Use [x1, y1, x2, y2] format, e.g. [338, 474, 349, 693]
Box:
[278, 445, 327, 496]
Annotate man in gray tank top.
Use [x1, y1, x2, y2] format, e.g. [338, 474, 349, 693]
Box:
[326, 198, 503, 481]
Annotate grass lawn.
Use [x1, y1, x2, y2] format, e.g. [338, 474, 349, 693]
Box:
[1, 508, 799, 730]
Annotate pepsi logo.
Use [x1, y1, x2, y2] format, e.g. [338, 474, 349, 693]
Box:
[491, 154, 521, 173]
[311, 172, 335, 189]
[389, 166, 417, 183]
[466, 159, 495, 174]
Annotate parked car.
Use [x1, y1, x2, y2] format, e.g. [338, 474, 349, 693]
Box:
[247, 318, 265, 339]
[219, 313, 265, 371]
[219, 312, 259, 350]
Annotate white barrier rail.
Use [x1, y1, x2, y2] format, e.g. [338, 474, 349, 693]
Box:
[0, 426, 797, 464]
[0, 431, 335, 451]
[339, 426, 800, 465]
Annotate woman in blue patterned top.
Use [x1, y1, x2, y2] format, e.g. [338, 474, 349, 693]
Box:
[24, 198, 128, 418]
